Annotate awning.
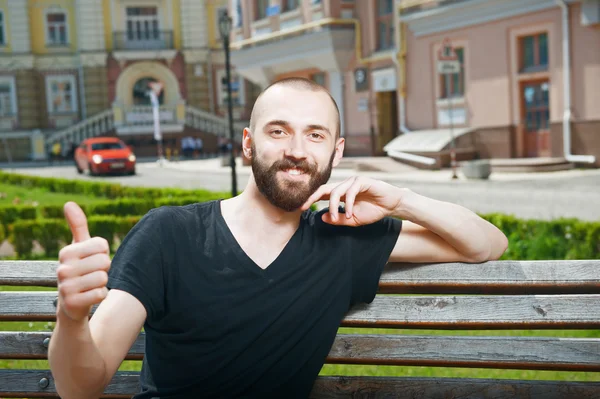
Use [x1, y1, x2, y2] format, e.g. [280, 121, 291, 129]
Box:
[383, 128, 474, 153]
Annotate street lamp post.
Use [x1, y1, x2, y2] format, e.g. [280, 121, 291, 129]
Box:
[219, 10, 238, 197]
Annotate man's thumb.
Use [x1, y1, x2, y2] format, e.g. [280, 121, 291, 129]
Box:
[64, 201, 91, 243]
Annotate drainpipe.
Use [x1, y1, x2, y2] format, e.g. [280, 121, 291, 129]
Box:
[386, 1, 436, 166]
[555, 0, 595, 164]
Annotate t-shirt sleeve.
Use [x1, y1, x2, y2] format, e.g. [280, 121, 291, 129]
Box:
[107, 208, 167, 321]
[347, 216, 402, 306]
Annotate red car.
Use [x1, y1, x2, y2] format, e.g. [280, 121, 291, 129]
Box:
[74, 137, 136, 176]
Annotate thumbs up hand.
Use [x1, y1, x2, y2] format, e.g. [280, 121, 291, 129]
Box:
[56, 202, 111, 322]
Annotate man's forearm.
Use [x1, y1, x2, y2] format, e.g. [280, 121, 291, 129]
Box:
[394, 189, 508, 261]
[48, 311, 108, 399]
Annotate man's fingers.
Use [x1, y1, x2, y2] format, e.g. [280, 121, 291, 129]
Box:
[59, 237, 110, 263]
[56, 253, 111, 281]
[344, 180, 363, 219]
[301, 183, 336, 210]
[64, 202, 91, 243]
[328, 178, 356, 221]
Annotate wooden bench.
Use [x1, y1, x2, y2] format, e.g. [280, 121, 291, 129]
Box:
[1, 259, 599, 398]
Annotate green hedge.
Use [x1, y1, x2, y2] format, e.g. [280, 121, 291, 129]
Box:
[0, 205, 37, 232]
[0, 195, 227, 226]
[481, 213, 600, 260]
[8, 211, 600, 260]
[39, 195, 225, 219]
[0, 171, 228, 200]
[10, 216, 142, 257]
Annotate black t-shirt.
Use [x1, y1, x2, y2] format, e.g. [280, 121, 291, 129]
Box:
[107, 200, 402, 399]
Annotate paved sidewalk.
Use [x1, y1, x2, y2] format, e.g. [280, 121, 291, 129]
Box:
[152, 156, 600, 184]
[4, 157, 600, 221]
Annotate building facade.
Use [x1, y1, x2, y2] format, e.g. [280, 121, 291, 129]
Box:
[229, 0, 600, 167]
[0, 0, 252, 160]
[392, 0, 600, 167]
[229, 0, 403, 156]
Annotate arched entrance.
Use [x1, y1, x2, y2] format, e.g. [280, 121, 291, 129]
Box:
[132, 77, 164, 106]
[114, 61, 181, 107]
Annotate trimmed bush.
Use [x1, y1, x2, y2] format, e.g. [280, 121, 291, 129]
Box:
[8, 210, 600, 260]
[481, 213, 600, 260]
[0, 170, 227, 200]
[0, 205, 37, 230]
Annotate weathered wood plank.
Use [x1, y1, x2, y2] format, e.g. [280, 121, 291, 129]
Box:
[1, 371, 599, 399]
[0, 331, 145, 360]
[309, 376, 600, 399]
[2, 292, 600, 328]
[326, 334, 600, 371]
[2, 260, 599, 294]
[380, 260, 600, 294]
[2, 331, 599, 372]
[0, 261, 56, 287]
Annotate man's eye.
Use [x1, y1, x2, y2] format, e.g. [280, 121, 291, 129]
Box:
[271, 129, 285, 135]
[310, 133, 324, 140]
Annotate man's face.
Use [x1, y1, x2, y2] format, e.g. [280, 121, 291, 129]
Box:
[248, 86, 343, 212]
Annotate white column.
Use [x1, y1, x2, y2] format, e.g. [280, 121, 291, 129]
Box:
[77, 0, 106, 51]
[180, 0, 208, 48]
[8, 0, 30, 53]
[327, 70, 345, 137]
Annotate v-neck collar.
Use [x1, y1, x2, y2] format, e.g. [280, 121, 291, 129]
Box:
[214, 200, 305, 277]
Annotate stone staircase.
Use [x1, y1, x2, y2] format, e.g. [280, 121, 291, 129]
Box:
[45, 106, 246, 151]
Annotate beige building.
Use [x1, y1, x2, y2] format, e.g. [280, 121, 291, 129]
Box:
[229, 0, 600, 168]
[229, 0, 403, 156]
[0, 0, 251, 161]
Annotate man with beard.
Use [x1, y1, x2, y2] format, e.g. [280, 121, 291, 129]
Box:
[49, 78, 509, 399]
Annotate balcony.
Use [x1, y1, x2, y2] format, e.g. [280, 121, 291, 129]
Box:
[112, 30, 174, 51]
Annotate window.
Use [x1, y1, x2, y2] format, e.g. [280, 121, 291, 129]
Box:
[91, 142, 126, 151]
[282, 0, 299, 12]
[234, 0, 242, 28]
[0, 11, 6, 46]
[310, 72, 326, 87]
[126, 7, 159, 41]
[46, 75, 77, 114]
[520, 32, 548, 73]
[255, 0, 269, 20]
[376, 0, 394, 50]
[46, 11, 68, 45]
[440, 47, 465, 99]
[0, 77, 17, 117]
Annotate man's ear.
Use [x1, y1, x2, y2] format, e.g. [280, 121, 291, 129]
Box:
[331, 137, 345, 168]
[242, 128, 253, 159]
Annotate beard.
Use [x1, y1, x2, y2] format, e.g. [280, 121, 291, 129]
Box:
[251, 144, 335, 212]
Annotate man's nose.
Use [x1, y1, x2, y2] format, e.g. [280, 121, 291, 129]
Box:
[284, 134, 307, 160]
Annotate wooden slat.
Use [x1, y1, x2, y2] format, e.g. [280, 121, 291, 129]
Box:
[309, 376, 600, 399]
[2, 260, 600, 295]
[0, 261, 56, 287]
[1, 371, 599, 399]
[379, 260, 600, 294]
[2, 292, 600, 328]
[0, 331, 145, 360]
[326, 334, 600, 371]
[2, 331, 599, 372]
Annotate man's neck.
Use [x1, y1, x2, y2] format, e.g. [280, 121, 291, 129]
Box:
[221, 178, 303, 233]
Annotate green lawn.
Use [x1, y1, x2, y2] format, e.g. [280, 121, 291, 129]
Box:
[0, 182, 107, 207]
[1, 286, 599, 382]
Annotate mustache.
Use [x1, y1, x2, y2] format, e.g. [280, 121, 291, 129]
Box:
[271, 158, 317, 174]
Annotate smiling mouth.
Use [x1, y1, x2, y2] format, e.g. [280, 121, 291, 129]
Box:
[280, 168, 308, 177]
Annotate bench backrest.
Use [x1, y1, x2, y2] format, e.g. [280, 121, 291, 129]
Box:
[1, 259, 599, 398]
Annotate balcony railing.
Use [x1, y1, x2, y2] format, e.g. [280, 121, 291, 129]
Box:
[112, 30, 174, 51]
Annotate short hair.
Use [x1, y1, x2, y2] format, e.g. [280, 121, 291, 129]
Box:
[249, 77, 341, 138]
